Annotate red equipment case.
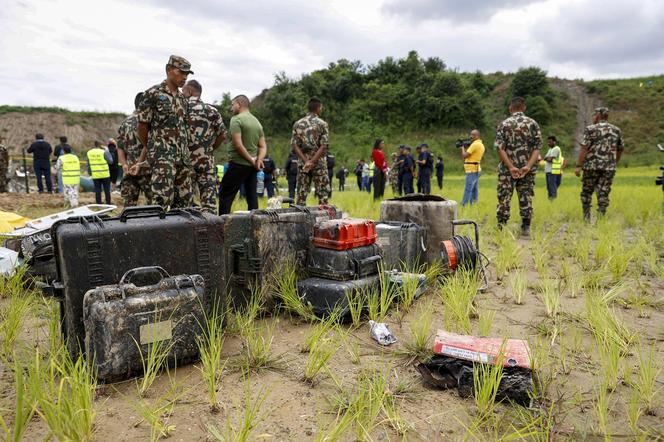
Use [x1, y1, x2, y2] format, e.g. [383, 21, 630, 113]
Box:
[312, 218, 377, 250]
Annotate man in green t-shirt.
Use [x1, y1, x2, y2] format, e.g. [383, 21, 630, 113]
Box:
[218, 95, 268, 214]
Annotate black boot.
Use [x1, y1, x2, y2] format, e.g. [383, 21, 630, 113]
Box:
[520, 219, 531, 237]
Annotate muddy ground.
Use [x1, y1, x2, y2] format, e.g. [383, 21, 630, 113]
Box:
[1, 189, 663, 441]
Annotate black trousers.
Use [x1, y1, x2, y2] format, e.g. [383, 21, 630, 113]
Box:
[356, 174, 362, 190]
[93, 178, 111, 204]
[437, 174, 443, 190]
[34, 161, 53, 193]
[373, 168, 385, 199]
[219, 162, 258, 215]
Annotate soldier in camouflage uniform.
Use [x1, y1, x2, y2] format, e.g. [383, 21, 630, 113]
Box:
[0, 137, 8, 193]
[118, 92, 152, 206]
[575, 107, 624, 220]
[135, 55, 193, 209]
[494, 97, 542, 236]
[182, 80, 226, 213]
[292, 97, 331, 205]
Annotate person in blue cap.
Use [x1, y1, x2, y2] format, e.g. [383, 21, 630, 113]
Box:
[416, 143, 433, 194]
[399, 145, 415, 194]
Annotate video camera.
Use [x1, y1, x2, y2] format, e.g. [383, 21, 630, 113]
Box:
[455, 138, 471, 149]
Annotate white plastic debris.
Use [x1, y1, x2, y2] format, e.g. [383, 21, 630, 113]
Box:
[369, 320, 397, 346]
[0, 247, 20, 276]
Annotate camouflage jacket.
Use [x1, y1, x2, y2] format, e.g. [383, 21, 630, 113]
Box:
[0, 144, 8, 171]
[290, 113, 329, 155]
[117, 113, 143, 165]
[494, 111, 542, 172]
[581, 122, 624, 171]
[186, 97, 226, 155]
[137, 80, 190, 164]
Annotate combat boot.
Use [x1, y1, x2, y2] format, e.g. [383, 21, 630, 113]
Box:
[582, 206, 591, 221]
[520, 220, 531, 237]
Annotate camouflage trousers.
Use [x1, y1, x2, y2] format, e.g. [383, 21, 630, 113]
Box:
[496, 171, 535, 224]
[121, 173, 152, 207]
[388, 169, 399, 195]
[190, 148, 216, 213]
[581, 169, 615, 215]
[296, 157, 330, 205]
[150, 159, 193, 209]
[0, 171, 6, 193]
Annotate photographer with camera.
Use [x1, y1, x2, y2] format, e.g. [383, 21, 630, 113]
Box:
[459, 129, 485, 206]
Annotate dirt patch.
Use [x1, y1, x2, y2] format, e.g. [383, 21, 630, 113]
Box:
[550, 79, 602, 152]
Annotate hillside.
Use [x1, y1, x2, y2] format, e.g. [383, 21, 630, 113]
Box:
[0, 106, 125, 156]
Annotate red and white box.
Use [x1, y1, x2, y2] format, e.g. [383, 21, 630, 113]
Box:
[433, 330, 531, 369]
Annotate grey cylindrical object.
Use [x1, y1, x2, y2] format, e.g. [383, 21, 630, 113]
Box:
[379, 195, 457, 264]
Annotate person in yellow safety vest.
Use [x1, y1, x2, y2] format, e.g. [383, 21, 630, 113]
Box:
[368, 160, 375, 193]
[544, 135, 564, 200]
[87, 141, 113, 204]
[55, 145, 80, 207]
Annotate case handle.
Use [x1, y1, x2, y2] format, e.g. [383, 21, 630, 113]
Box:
[119, 266, 170, 286]
[119, 205, 166, 222]
[452, 219, 480, 253]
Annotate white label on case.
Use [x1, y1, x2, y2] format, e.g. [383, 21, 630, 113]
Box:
[140, 320, 173, 345]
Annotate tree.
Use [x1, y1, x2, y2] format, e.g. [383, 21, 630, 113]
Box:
[509, 67, 551, 102]
[525, 95, 552, 125]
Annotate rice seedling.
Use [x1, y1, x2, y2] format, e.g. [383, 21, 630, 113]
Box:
[538, 279, 561, 318]
[627, 386, 643, 436]
[196, 301, 226, 412]
[0, 357, 36, 442]
[402, 300, 434, 361]
[494, 232, 521, 279]
[533, 250, 548, 277]
[477, 309, 495, 337]
[472, 358, 504, 422]
[28, 349, 97, 441]
[508, 269, 527, 305]
[272, 260, 313, 320]
[585, 293, 635, 353]
[208, 377, 269, 442]
[558, 332, 570, 375]
[598, 336, 622, 392]
[593, 381, 612, 439]
[345, 288, 365, 328]
[315, 409, 355, 442]
[634, 344, 662, 415]
[366, 274, 397, 322]
[439, 269, 479, 334]
[397, 270, 424, 313]
[303, 337, 339, 385]
[0, 290, 35, 359]
[0, 265, 29, 298]
[231, 286, 264, 335]
[301, 307, 342, 353]
[607, 249, 632, 282]
[132, 370, 181, 441]
[134, 327, 176, 397]
[573, 237, 592, 270]
[240, 319, 282, 373]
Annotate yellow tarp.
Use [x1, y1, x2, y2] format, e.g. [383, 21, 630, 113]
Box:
[0, 211, 31, 234]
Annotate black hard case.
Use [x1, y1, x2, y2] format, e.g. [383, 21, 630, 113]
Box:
[50, 206, 225, 356]
[296, 275, 380, 317]
[375, 221, 427, 270]
[222, 205, 340, 308]
[83, 267, 205, 382]
[307, 244, 382, 280]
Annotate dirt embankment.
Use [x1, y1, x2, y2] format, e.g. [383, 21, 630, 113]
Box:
[0, 112, 126, 156]
[550, 79, 602, 152]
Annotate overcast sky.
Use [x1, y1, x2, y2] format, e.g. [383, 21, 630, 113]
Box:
[1, 0, 662, 113]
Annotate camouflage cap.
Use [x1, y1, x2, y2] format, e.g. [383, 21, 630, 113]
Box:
[167, 55, 194, 74]
[594, 106, 609, 117]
